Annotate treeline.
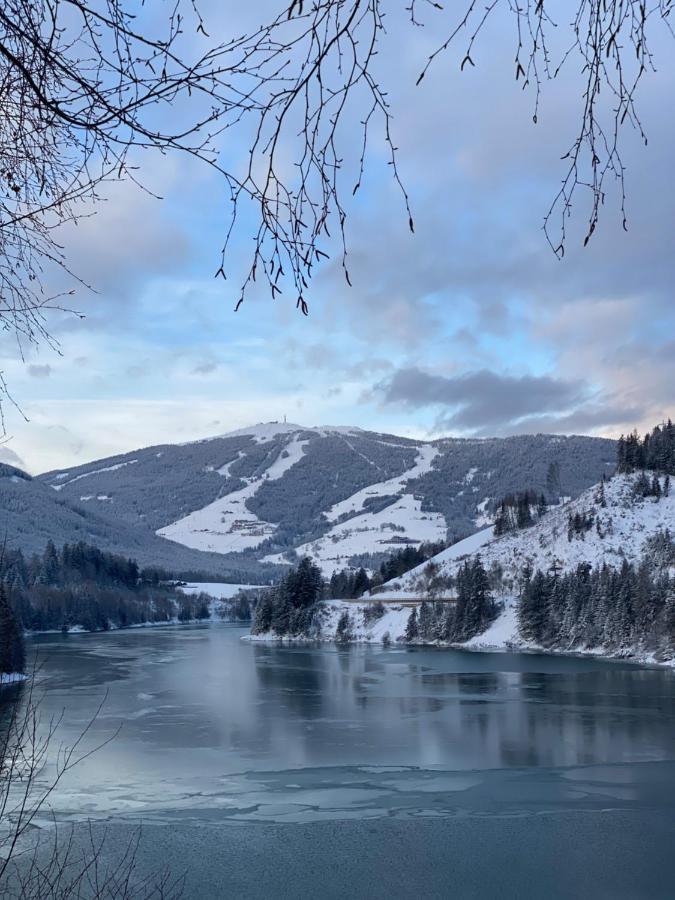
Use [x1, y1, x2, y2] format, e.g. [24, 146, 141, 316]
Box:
[251, 557, 324, 637]
[493, 490, 548, 536]
[1, 540, 161, 593]
[328, 567, 370, 599]
[519, 543, 675, 657]
[617, 421, 675, 475]
[252, 554, 499, 643]
[405, 557, 498, 644]
[376, 541, 446, 584]
[632, 471, 670, 501]
[0, 540, 217, 634]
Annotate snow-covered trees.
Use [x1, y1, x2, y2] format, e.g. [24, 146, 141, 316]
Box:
[517, 547, 675, 657]
[404, 557, 497, 644]
[617, 422, 675, 475]
[449, 558, 497, 642]
[335, 611, 353, 644]
[405, 608, 419, 642]
[251, 557, 324, 637]
[493, 490, 548, 537]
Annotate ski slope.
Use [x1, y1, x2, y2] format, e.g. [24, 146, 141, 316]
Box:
[157, 436, 310, 553]
[263, 446, 448, 574]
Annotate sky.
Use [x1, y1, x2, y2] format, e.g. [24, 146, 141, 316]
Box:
[1, 2, 674, 474]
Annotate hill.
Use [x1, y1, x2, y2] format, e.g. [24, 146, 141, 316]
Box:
[0, 463, 273, 579]
[280, 471, 674, 664]
[376, 472, 675, 598]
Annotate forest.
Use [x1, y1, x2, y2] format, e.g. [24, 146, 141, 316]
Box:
[518, 536, 675, 658]
[617, 422, 675, 475]
[0, 539, 250, 673]
[404, 557, 497, 644]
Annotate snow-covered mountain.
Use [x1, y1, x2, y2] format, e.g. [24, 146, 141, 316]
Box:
[33, 422, 615, 575]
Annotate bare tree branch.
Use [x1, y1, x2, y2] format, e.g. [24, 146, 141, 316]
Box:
[0, 0, 672, 424]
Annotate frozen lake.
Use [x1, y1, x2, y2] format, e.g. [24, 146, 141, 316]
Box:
[5, 624, 675, 897]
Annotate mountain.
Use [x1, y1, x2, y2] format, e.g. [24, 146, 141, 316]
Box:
[32, 423, 616, 575]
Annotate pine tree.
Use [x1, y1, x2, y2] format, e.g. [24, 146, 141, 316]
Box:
[519, 571, 550, 644]
[352, 568, 370, 598]
[0, 583, 25, 675]
[42, 540, 60, 586]
[251, 590, 274, 633]
[651, 475, 662, 501]
[418, 600, 432, 641]
[405, 607, 418, 642]
[335, 610, 353, 643]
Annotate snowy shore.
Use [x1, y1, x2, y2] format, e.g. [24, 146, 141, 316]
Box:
[244, 598, 675, 668]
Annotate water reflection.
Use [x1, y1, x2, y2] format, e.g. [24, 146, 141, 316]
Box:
[10, 627, 675, 818]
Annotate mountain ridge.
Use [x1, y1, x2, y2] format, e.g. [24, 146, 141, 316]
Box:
[26, 422, 616, 576]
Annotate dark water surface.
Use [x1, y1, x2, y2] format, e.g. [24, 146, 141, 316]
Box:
[13, 625, 675, 897]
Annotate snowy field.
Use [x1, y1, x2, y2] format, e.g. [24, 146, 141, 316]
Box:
[179, 582, 263, 599]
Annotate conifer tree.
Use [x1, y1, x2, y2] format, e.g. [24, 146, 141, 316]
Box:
[418, 600, 432, 641]
[335, 610, 353, 644]
[0, 583, 25, 675]
[405, 607, 419, 643]
[251, 590, 274, 634]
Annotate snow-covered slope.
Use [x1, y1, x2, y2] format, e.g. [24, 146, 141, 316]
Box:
[158, 435, 311, 553]
[263, 445, 447, 574]
[250, 473, 675, 663]
[310, 473, 672, 656]
[381, 474, 675, 598]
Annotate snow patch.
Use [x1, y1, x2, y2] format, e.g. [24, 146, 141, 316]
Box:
[51, 459, 137, 491]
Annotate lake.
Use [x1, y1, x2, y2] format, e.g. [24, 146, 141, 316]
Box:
[7, 624, 675, 898]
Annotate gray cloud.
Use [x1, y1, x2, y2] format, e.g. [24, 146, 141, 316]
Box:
[28, 364, 52, 378]
[0, 445, 26, 469]
[376, 367, 590, 431]
[192, 361, 219, 375]
[488, 404, 645, 438]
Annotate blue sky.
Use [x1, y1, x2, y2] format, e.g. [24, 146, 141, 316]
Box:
[1, 2, 674, 473]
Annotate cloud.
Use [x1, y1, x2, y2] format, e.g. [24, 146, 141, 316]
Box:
[0, 445, 26, 469]
[192, 361, 219, 375]
[2, 4, 673, 467]
[28, 364, 52, 378]
[375, 367, 591, 431]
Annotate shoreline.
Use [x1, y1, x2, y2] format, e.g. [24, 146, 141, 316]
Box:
[27, 617, 250, 638]
[243, 631, 675, 669]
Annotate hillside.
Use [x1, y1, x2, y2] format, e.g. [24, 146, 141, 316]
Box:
[0, 464, 274, 579]
[376, 473, 675, 598]
[273, 471, 674, 664]
[35, 423, 615, 573]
